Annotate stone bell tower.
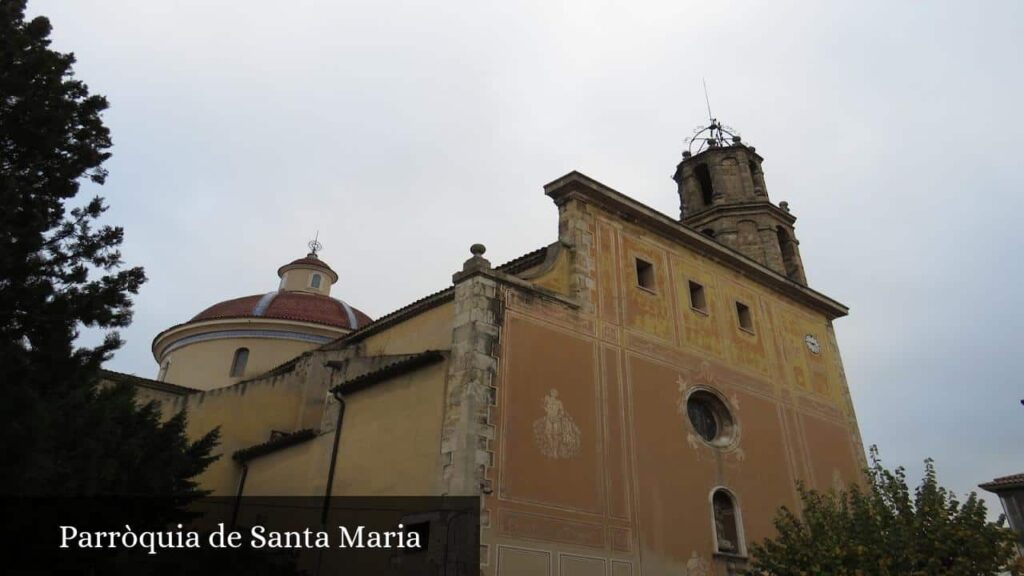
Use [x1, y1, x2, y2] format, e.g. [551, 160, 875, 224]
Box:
[673, 120, 807, 284]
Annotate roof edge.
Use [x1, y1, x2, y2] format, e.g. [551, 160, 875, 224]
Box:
[544, 171, 849, 319]
[328, 350, 447, 396]
[98, 369, 200, 396]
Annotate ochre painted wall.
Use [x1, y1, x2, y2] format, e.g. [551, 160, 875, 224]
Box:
[484, 199, 863, 575]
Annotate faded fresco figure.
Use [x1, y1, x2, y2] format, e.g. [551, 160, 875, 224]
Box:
[685, 551, 709, 576]
[532, 389, 581, 459]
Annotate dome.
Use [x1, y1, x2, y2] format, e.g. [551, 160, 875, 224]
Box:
[152, 245, 371, 391]
[190, 291, 371, 331]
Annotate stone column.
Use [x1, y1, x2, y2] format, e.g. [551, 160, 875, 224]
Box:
[440, 244, 501, 496]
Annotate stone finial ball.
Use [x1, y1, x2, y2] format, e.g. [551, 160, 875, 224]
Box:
[732, 135, 742, 143]
[470, 243, 487, 256]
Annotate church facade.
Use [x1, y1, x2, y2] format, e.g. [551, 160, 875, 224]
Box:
[115, 124, 865, 575]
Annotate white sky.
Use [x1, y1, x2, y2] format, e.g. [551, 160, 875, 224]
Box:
[34, 1, 1023, 519]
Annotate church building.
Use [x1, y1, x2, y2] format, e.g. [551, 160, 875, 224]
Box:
[110, 121, 866, 575]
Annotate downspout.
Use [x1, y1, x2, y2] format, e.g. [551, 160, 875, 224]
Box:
[232, 462, 249, 529]
[321, 389, 346, 525]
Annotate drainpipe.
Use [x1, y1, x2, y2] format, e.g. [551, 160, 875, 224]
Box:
[321, 389, 346, 525]
[232, 462, 249, 529]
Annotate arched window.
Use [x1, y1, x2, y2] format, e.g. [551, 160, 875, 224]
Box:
[776, 226, 800, 280]
[712, 489, 743, 555]
[229, 347, 249, 377]
[694, 164, 714, 207]
[311, 273, 322, 289]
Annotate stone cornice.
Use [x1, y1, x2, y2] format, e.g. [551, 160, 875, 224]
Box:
[683, 201, 797, 228]
[543, 171, 848, 319]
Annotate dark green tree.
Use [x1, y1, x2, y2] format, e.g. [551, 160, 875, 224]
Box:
[0, 0, 219, 497]
[747, 447, 1021, 576]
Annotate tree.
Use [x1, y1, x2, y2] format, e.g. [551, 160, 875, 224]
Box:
[0, 0, 218, 497]
[747, 447, 1021, 576]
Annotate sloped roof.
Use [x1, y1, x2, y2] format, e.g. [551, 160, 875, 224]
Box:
[980, 473, 1024, 492]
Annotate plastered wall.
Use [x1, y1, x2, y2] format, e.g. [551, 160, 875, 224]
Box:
[484, 199, 863, 575]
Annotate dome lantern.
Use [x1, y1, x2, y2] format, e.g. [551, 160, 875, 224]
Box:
[277, 238, 338, 296]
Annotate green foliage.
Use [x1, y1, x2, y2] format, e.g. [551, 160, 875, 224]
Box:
[0, 0, 219, 497]
[747, 447, 1020, 576]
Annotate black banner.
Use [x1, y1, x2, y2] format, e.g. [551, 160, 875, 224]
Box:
[4, 496, 479, 576]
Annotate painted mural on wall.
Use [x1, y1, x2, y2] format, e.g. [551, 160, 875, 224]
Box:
[685, 551, 710, 576]
[532, 389, 582, 459]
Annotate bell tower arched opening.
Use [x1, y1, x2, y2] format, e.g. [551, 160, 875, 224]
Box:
[694, 163, 714, 207]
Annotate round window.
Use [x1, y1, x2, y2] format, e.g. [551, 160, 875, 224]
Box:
[686, 390, 735, 447]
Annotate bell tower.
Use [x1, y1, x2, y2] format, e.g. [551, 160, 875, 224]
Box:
[673, 120, 807, 284]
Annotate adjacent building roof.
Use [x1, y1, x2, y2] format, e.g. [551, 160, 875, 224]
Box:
[190, 291, 372, 331]
[98, 369, 199, 395]
[980, 473, 1024, 493]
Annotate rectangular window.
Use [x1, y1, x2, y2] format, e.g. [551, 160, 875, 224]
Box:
[735, 302, 754, 332]
[635, 258, 655, 291]
[688, 281, 707, 313]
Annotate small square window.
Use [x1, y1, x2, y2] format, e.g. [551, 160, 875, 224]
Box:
[688, 281, 707, 313]
[735, 302, 754, 332]
[635, 258, 655, 291]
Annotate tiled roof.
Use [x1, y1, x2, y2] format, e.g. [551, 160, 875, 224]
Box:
[98, 369, 199, 395]
[190, 291, 372, 330]
[233, 428, 317, 463]
[980, 473, 1024, 492]
[282, 256, 334, 272]
[495, 245, 549, 275]
[328, 350, 446, 395]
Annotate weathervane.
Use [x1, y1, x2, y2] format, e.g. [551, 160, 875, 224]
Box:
[308, 231, 322, 257]
[683, 80, 742, 156]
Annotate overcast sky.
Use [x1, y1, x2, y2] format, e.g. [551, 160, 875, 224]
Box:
[33, 1, 1022, 517]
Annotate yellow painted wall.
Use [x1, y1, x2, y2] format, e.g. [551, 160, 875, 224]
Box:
[360, 302, 453, 357]
[244, 434, 334, 496]
[182, 361, 331, 496]
[154, 317, 347, 390]
[133, 385, 190, 418]
[330, 361, 449, 496]
[162, 336, 316, 391]
[279, 267, 332, 295]
[237, 360, 450, 497]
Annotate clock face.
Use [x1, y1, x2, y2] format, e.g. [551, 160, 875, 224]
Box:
[804, 334, 821, 354]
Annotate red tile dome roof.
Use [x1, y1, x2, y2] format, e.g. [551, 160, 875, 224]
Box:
[190, 291, 371, 330]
